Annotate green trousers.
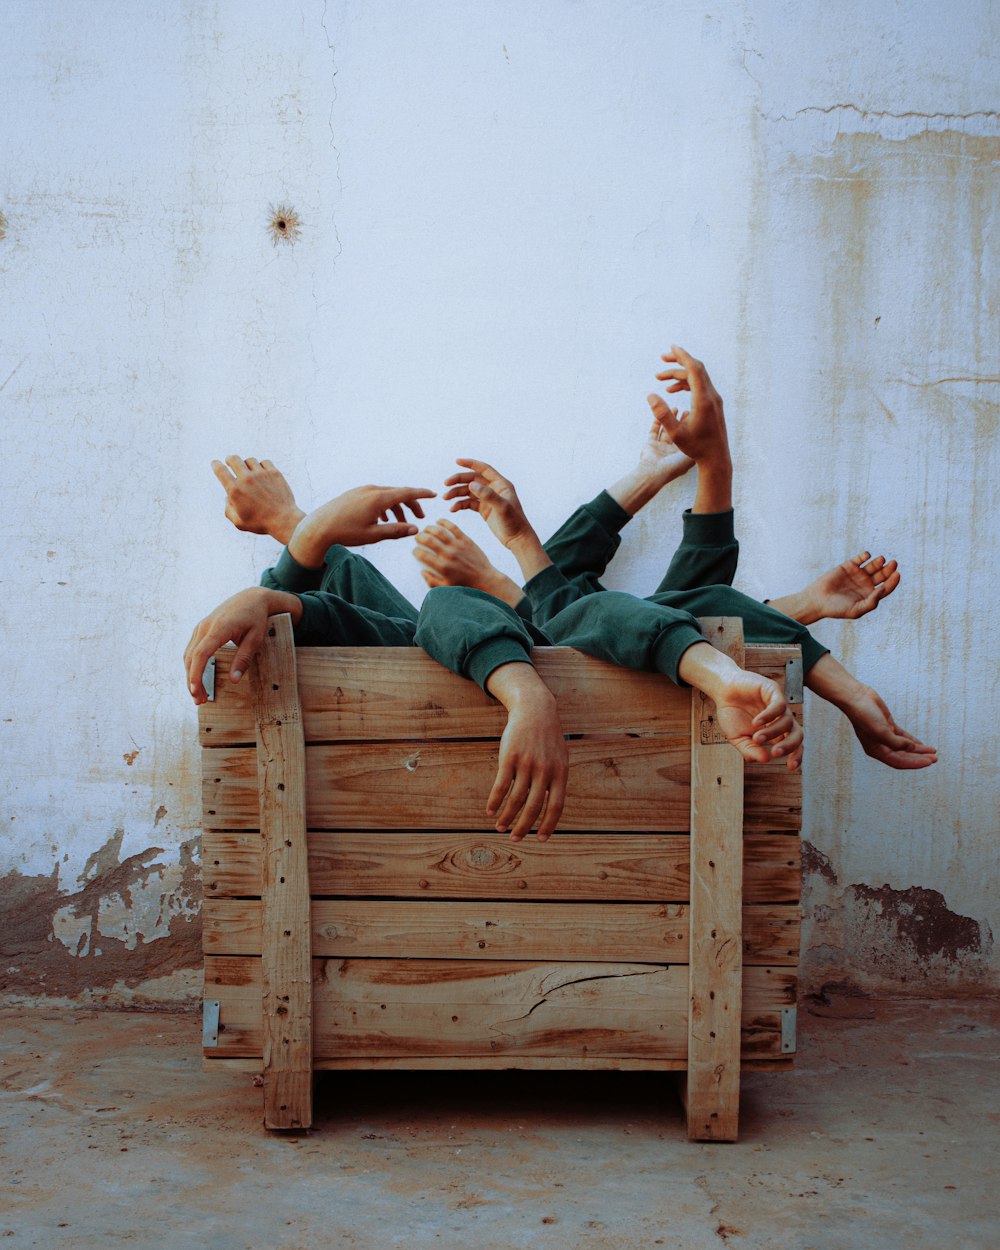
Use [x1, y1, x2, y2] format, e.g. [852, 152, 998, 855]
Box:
[260, 492, 826, 690]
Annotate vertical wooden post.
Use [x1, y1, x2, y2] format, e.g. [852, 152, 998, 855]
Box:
[681, 617, 745, 1142]
[251, 614, 313, 1130]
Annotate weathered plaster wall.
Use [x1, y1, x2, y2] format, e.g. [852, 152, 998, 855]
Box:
[1, 0, 996, 1004]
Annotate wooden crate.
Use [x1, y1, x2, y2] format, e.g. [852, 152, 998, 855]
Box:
[199, 615, 802, 1141]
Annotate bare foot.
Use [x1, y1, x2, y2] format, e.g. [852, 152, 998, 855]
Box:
[841, 686, 937, 769]
[211, 456, 305, 545]
[413, 520, 524, 608]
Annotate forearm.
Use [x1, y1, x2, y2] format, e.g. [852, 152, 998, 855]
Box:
[766, 588, 821, 627]
[803, 653, 866, 710]
[606, 468, 662, 517]
[287, 516, 339, 569]
[691, 457, 732, 514]
[506, 529, 555, 585]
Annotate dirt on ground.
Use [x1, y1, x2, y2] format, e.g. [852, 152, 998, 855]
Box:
[0, 995, 995, 1250]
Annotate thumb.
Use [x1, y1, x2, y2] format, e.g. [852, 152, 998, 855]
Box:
[470, 481, 502, 506]
[647, 394, 682, 439]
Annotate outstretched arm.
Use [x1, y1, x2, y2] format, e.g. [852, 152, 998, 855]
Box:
[806, 653, 936, 769]
[287, 484, 437, 568]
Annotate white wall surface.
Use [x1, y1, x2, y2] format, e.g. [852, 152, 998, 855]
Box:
[1, 0, 997, 999]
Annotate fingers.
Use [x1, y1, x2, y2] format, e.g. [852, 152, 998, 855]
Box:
[368, 522, 424, 543]
[229, 625, 265, 683]
[211, 459, 237, 490]
[535, 773, 566, 842]
[647, 394, 683, 440]
[454, 457, 504, 484]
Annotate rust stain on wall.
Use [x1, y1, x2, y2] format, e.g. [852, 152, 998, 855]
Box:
[843, 882, 991, 982]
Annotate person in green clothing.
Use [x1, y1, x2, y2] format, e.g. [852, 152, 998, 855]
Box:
[423, 345, 933, 773]
[183, 478, 570, 843]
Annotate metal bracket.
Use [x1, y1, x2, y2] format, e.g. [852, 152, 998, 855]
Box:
[203, 656, 216, 703]
[785, 656, 803, 704]
[203, 999, 221, 1048]
[781, 1006, 797, 1054]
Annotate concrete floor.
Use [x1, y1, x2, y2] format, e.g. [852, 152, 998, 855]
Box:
[0, 995, 995, 1250]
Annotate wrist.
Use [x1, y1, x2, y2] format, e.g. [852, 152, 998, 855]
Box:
[506, 530, 552, 582]
[287, 515, 333, 569]
[691, 461, 733, 514]
[272, 507, 307, 547]
[769, 589, 820, 627]
[262, 588, 304, 623]
[607, 469, 652, 517]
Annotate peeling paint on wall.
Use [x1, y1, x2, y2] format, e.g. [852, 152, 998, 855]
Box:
[0, 831, 202, 999]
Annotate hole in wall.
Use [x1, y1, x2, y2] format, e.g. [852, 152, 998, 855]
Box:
[268, 204, 301, 246]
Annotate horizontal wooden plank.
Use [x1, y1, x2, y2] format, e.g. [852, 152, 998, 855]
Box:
[203, 958, 795, 1061]
[203, 899, 799, 965]
[203, 738, 801, 833]
[204, 1054, 794, 1072]
[202, 831, 801, 903]
[200, 644, 802, 746]
[200, 647, 691, 745]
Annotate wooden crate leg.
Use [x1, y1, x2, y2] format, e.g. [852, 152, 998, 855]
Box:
[681, 618, 745, 1142]
[251, 614, 313, 1131]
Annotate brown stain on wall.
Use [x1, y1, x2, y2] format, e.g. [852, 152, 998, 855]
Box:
[844, 883, 989, 975]
[0, 831, 202, 999]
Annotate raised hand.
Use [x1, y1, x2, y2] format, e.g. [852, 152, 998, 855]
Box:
[211, 456, 305, 544]
[649, 344, 731, 466]
[287, 484, 436, 567]
[442, 460, 535, 549]
[442, 460, 553, 584]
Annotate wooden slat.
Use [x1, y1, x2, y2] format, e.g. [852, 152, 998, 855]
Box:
[200, 647, 693, 745]
[252, 614, 312, 1131]
[203, 957, 795, 1061]
[205, 1054, 794, 1073]
[201, 831, 801, 902]
[684, 617, 745, 1142]
[203, 899, 798, 965]
[203, 738, 801, 832]
[200, 644, 802, 746]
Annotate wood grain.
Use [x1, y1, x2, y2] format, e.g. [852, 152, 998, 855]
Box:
[201, 830, 801, 903]
[203, 898, 799, 965]
[203, 957, 795, 1061]
[203, 738, 801, 832]
[684, 617, 745, 1142]
[251, 614, 312, 1131]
